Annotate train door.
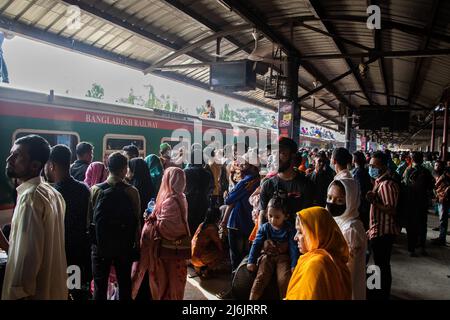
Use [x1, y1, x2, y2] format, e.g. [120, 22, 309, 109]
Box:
[12, 129, 80, 162]
[103, 134, 146, 163]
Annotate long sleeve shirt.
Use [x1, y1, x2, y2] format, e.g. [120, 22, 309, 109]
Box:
[247, 222, 299, 269]
[2, 177, 68, 300]
[225, 174, 259, 237]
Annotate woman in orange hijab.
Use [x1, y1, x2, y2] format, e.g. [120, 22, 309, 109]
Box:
[285, 206, 352, 300]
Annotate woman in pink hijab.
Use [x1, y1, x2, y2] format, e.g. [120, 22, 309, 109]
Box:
[84, 161, 108, 187]
[132, 167, 190, 300]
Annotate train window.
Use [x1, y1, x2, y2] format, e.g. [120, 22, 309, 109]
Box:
[12, 129, 80, 162]
[103, 134, 146, 162]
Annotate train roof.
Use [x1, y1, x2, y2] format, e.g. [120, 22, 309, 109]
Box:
[0, 84, 277, 133]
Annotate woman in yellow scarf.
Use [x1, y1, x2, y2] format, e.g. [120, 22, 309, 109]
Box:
[285, 206, 352, 300]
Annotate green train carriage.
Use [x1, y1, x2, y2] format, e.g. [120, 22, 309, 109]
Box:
[0, 85, 273, 211]
[0, 85, 342, 217]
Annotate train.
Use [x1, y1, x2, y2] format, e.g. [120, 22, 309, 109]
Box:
[0, 85, 343, 208]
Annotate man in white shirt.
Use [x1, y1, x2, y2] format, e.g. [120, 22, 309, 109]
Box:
[332, 147, 354, 180]
[2, 135, 67, 300]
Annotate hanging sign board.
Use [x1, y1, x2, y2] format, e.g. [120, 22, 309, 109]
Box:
[278, 101, 293, 138]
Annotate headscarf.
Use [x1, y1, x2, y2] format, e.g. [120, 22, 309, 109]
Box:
[285, 207, 351, 300]
[132, 167, 189, 300]
[84, 161, 108, 187]
[328, 178, 360, 230]
[154, 167, 188, 232]
[159, 143, 171, 155]
[129, 158, 153, 214]
[328, 179, 367, 300]
[145, 154, 163, 196]
[298, 207, 349, 262]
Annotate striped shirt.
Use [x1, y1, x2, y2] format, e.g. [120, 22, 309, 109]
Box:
[368, 173, 400, 239]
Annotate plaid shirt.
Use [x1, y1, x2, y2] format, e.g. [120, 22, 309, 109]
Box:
[368, 172, 400, 239]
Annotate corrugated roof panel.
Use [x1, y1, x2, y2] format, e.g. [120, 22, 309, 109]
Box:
[1, 0, 447, 138]
[320, 0, 368, 16]
[434, 1, 450, 35]
[181, 0, 251, 31]
[331, 21, 374, 49]
[14, 0, 46, 24]
[384, 29, 423, 52]
[3, 0, 32, 17]
[386, 0, 435, 29]
[246, 0, 311, 20]
[391, 58, 417, 97]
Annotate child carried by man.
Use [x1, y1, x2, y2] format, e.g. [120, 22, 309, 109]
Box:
[247, 196, 299, 300]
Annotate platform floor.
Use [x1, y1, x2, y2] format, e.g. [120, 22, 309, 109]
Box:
[183, 213, 450, 300]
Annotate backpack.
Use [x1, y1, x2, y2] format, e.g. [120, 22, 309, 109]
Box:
[93, 182, 137, 258]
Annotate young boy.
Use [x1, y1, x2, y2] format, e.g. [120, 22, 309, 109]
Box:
[247, 196, 299, 300]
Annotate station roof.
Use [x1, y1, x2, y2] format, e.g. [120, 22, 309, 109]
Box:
[0, 0, 449, 144]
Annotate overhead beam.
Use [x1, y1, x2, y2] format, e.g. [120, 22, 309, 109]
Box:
[0, 0, 15, 14]
[153, 70, 278, 111]
[0, 14, 149, 70]
[60, 0, 210, 63]
[370, 0, 389, 105]
[304, 0, 372, 105]
[144, 24, 252, 73]
[295, 21, 372, 52]
[300, 103, 342, 126]
[407, 0, 441, 108]
[342, 90, 430, 110]
[0, 12, 293, 117]
[299, 49, 450, 60]
[299, 83, 339, 112]
[218, 0, 354, 113]
[299, 55, 379, 101]
[153, 70, 340, 131]
[153, 63, 210, 70]
[162, 0, 254, 57]
[269, 15, 450, 44]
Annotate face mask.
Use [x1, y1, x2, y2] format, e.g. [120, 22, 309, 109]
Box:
[369, 166, 381, 179]
[326, 202, 346, 217]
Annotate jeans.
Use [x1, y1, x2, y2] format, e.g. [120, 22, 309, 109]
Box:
[228, 229, 250, 277]
[0, 55, 8, 83]
[370, 235, 395, 300]
[438, 203, 449, 241]
[91, 245, 132, 300]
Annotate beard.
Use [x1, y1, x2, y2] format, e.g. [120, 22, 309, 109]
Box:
[6, 166, 18, 178]
[278, 161, 291, 173]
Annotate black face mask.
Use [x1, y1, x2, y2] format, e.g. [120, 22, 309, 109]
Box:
[326, 202, 346, 217]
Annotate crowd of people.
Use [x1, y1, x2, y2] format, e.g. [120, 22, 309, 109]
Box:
[0, 134, 448, 300]
[301, 126, 336, 140]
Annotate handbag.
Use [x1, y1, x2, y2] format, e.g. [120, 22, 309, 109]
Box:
[159, 236, 191, 260]
[158, 197, 192, 260]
